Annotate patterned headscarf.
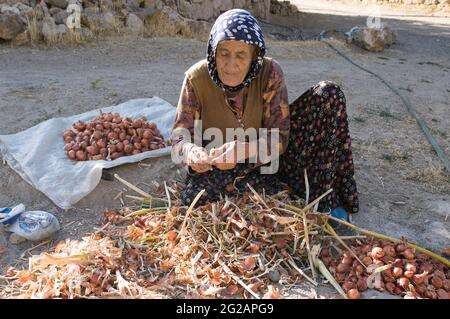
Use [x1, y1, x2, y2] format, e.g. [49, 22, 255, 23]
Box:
[207, 9, 266, 92]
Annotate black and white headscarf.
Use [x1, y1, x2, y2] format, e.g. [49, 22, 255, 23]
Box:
[207, 9, 266, 92]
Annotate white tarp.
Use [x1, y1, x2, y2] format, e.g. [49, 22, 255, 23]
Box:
[0, 97, 176, 209]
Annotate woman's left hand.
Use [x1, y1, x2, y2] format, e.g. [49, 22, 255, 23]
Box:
[210, 141, 248, 170]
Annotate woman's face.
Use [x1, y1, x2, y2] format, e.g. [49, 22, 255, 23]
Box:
[216, 40, 255, 87]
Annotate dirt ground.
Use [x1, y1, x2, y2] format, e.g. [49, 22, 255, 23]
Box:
[0, 1, 449, 298]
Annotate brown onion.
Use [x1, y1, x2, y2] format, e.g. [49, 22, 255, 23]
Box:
[431, 276, 443, 289]
[383, 245, 396, 258]
[342, 281, 356, 293]
[371, 247, 384, 259]
[393, 267, 403, 278]
[398, 277, 410, 289]
[347, 289, 360, 299]
[436, 289, 449, 299]
[68, 150, 76, 159]
[362, 256, 373, 266]
[357, 277, 368, 291]
[404, 270, 414, 279]
[402, 249, 415, 260]
[396, 244, 407, 253]
[385, 282, 396, 294]
[110, 152, 123, 160]
[337, 263, 350, 273]
[76, 150, 86, 161]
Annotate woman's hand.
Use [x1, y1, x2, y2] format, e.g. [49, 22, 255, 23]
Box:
[187, 146, 212, 173]
[210, 141, 249, 171]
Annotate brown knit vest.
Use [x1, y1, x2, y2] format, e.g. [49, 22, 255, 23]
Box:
[186, 57, 272, 147]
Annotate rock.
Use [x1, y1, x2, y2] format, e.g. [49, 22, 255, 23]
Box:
[12, 29, 29, 45]
[348, 23, 397, 52]
[145, 6, 207, 37]
[0, 4, 20, 15]
[28, 2, 50, 21]
[125, 12, 144, 34]
[53, 8, 69, 25]
[268, 270, 281, 283]
[9, 233, 27, 244]
[81, 7, 116, 33]
[0, 12, 25, 40]
[45, 0, 68, 9]
[42, 16, 67, 42]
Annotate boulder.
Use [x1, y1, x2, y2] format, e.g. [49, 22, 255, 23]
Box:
[348, 24, 397, 52]
[125, 12, 144, 34]
[81, 7, 116, 33]
[12, 29, 29, 46]
[41, 15, 67, 42]
[0, 11, 25, 40]
[45, 0, 68, 9]
[145, 6, 211, 38]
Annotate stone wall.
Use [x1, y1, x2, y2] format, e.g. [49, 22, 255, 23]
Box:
[0, 0, 299, 45]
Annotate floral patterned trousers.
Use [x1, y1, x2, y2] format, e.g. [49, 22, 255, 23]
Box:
[180, 81, 359, 214]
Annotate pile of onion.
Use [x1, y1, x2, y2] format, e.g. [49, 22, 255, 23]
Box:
[63, 113, 166, 161]
[321, 239, 450, 299]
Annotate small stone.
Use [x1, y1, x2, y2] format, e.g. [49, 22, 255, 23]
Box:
[268, 270, 281, 283]
[45, 0, 68, 10]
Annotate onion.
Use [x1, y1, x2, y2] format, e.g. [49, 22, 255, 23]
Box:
[110, 152, 123, 160]
[105, 113, 113, 122]
[80, 141, 88, 149]
[119, 132, 127, 140]
[93, 130, 102, 140]
[357, 277, 368, 291]
[116, 142, 124, 152]
[68, 150, 76, 159]
[419, 263, 433, 273]
[385, 282, 395, 294]
[107, 132, 118, 140]
[402, 249, 415, 260]
[132, 149, 141, 155]
[342, 281, 356, 293]
[393, 267, 403, 278]
[133, 142, 142, 150]
[347, 289, 360, 299]
[433, 270, 446, 279]
[412, 272, 428, 285]
[103, 122, 112, 129]
[371, 247, 384, 259]
[72, 143, 80, 152]
[75, 150, 86, 161]
[442, 247, 450, 257]
[132, 119, 142, 129]
[124, 144, 133, 153]
[431, 276, 443, 289]
[425, 290, 437, 299]
[86, 146, 98, 156]
[383, 245, 396, 258]
[436, 289, 449, 299]
[405, 263, 416, 273]
[404, 271, 414, 279]
[64, 135, 74, 143]
[100, 148, 107, 157]
[337, 263, 350, 273]
[341, 256, 353, 266]
[322, 257, 332, 267]
[97, 140, 106, 149]
[141, 138, 149, 147]
[362, 256, 373, 266]
[398, 277, 410, 289]
[396, 244, 407, 253]
[136, 128, 144, 138]
[64, 143, 72, 151]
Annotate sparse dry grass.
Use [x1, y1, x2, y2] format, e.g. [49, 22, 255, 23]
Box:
[405, 166, 450, 194]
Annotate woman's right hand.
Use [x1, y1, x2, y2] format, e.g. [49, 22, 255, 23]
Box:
[187, 146, 212, 173]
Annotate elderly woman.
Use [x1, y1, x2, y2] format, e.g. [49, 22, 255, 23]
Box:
[171, 9, 358, 220]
